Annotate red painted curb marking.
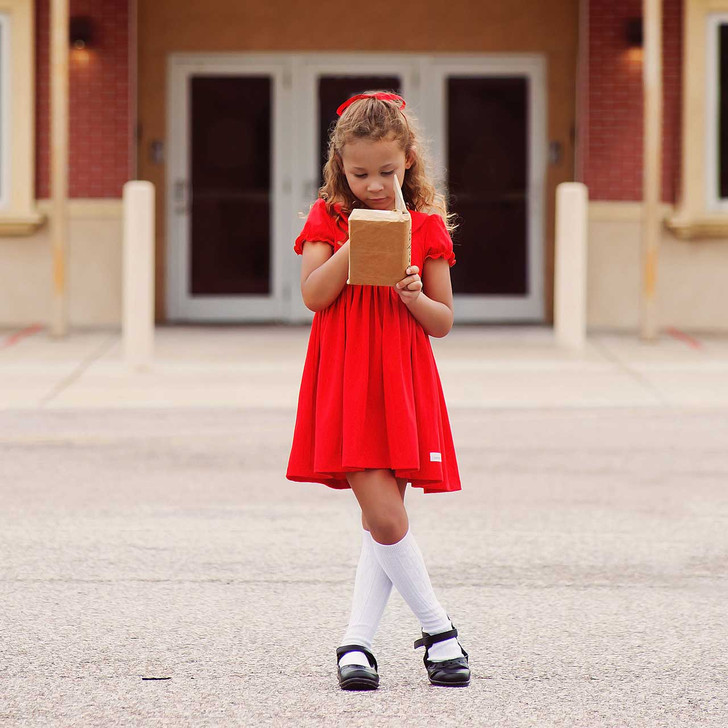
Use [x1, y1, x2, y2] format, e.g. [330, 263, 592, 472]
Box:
[0, 323, 44, 350]
[666, 327, 702, 350]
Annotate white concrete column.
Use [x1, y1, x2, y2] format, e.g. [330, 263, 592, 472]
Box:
[123, 181, 155, 370]
[50, 0, 69, 337]
[641, 0, 663, 341]
[554, 182, 588, 350]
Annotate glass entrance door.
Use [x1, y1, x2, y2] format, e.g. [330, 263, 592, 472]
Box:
[293, 55, 545, 323]
[425, 58, 546, 321]
[287, 57, 419, 321]
[167, 53, 545, 323]
[166, 55, 293, 322]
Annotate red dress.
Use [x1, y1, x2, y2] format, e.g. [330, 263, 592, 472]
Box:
[286, 199, 461, 494]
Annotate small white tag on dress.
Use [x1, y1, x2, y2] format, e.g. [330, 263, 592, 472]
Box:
[429, 452, 442, 462]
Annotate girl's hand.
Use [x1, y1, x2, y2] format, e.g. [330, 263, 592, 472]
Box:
[395, 266, 422, 305]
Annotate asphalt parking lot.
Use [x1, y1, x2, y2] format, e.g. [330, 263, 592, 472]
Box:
[1, 325, 727, 726]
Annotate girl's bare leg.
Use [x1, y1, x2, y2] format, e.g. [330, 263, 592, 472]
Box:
[347, 470, 408, 545]
[360, 477, 408, 533]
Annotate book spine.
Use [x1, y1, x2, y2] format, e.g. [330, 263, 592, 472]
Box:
[347, 220, 353, 284]
[407, 219, 412, 268]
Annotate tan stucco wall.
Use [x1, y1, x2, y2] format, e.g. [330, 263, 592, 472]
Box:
[137, 0, 580, 321]
[0, 202, 122, 327]
[5, 200, 726, 331]
[588, 203, 728, 332]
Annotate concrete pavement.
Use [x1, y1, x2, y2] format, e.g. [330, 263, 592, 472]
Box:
[2, 324, 728, 410]
[1, 325, 727, 726]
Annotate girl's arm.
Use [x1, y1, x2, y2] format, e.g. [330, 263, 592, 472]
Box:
[395, 258, 454, 338]
[300, 240, 350, 312]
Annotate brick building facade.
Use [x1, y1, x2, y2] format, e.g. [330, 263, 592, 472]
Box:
[1, 0, 727, 331]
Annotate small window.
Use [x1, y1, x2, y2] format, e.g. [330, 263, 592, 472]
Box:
[0, 13, 8, 210]
[720, 23, 728, 200]
[707, 13, 728, 210]
[0, 1, 42, 235]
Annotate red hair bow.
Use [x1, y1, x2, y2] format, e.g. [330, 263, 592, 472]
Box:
[336, 92, 406, 116]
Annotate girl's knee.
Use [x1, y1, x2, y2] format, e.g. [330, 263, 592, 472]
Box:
[349, 469, 408, 543]
[366, 510, 408, 545]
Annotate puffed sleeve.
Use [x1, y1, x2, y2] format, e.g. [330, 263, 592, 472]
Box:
[424, 214, 456, 267]
[294, 199, 337, 255]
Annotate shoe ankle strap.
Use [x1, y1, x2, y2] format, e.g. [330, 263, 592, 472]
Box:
[336, 644, 378, 670]
[414, 627, 458, 650]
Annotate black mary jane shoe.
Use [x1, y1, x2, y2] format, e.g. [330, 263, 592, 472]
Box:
[336, 644, 380, 691]
[414, 624, 471, 687]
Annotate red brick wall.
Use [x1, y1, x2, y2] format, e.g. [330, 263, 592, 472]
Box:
[586, 0, 682, 202]
[36, 0, 131, 199]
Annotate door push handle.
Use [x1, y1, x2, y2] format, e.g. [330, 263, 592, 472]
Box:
[174, 179, 189, 214]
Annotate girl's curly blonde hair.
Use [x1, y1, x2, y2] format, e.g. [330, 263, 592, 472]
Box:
[319, 92, 454, 232]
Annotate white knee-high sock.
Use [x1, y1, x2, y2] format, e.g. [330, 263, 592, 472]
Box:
[338, 530, 393, 668]
[370, 528, 463, 661]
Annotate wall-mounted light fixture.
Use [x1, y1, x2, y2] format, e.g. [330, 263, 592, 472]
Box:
[626, 18, 643, 48]
[70, 16, 94, 50]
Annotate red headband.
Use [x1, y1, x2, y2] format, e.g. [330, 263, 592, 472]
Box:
[336, 92, 406, 116]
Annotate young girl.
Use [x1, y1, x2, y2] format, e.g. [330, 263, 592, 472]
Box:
[286, 91, 469, 690]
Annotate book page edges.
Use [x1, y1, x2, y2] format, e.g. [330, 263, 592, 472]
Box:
[393, 174, 406, 212]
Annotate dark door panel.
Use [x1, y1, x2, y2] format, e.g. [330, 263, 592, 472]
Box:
[447, 77, 528, 295]
[190, 76, 271, 295]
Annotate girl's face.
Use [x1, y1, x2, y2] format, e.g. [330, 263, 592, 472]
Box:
[340, 135, 412, 210]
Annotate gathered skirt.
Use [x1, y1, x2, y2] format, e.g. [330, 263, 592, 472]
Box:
[286, 284, 461, 493]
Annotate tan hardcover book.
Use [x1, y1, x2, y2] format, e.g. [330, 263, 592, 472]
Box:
[347, 175, 412, 287]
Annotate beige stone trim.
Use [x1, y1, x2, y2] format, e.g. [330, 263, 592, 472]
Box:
[37, 198, 124, 219]
[588, 203, 728, 239]
[671, 0, 728, 239]
[588, 202, 673, 221]
[0, 0, 43, 235]
[0, 200, 122, 235]
[0, 212, 45, 235]
[664, 213, 728, 239]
